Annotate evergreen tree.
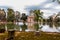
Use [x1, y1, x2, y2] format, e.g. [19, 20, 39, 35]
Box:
[7, 8, 15, 22]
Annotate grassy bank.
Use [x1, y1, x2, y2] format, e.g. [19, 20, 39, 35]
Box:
[0, 32, 8, 40]
[15, 31, 60, 40]
[0, 31, 60, 40]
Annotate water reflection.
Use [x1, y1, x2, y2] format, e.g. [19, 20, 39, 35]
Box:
[0, 24, 5, 33]
[21, 23, 27, 31]
[0, 22, 60, 32]
[34, 23, 39, 31]
[40, 22, 60, 32]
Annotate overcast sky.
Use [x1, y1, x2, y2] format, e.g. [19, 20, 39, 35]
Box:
[0, 0, 60, 18]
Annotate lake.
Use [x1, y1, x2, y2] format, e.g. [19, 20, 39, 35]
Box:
[0, 22, 60, 32]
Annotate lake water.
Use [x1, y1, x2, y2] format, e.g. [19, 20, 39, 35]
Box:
[15, 22, 60, 32]
[0, 22, 60, 32]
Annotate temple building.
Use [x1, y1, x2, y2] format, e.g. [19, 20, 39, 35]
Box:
[27, 10, 36, 31]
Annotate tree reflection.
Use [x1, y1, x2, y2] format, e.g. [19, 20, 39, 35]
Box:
[48, 22, 53, 28]
[21, 23, 27, 31]
[54, 22, 60, 27]
[34, 23, 39, 31]
[47, 22, 60, 30]
[0, 24, 5, 33]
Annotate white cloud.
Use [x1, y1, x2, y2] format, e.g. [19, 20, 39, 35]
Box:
[54, 6, 60, 9]
[41, 9, 57, 18]
[0, 0, 60, 17]
[44, 3, 53, 8]
[0, 0, 46, 13]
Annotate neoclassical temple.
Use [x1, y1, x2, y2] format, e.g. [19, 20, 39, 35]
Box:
[27, 10, 36, 31]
